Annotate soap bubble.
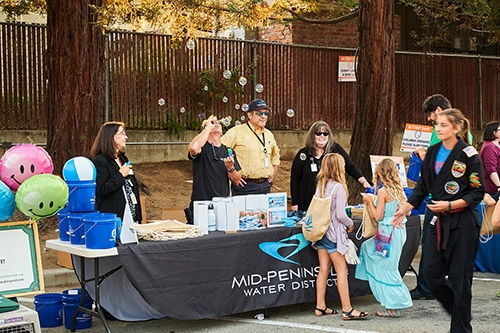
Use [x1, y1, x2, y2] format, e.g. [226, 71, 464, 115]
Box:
[198, 113, 205, 119]
[241, 115, 246, 121]
[223, 70, 232, 79]
[222, 118, 231, 126]
[222, 96, 228, 103]
[203, 85, 209, 91]
[235, 120, 241, 125]
[227, 116, 232, 121]
[234, 104, 240, 110]
[158, 98, 165, 106]
[255, 84, 264, 93]
[186, 39, 195, 50]
[241, 104, 249, 112]
[180, 107, 186, 113]
[286, 109, 295, 117]
[238, 76, 247, 86]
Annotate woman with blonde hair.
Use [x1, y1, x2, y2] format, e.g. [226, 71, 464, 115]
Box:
[393, 109, 484, 332]
[312, 153, 369, 320]
[356, 158, 412, 317]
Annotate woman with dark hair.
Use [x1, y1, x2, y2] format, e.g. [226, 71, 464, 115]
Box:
[90, 122, 142, 223]
[290, 121, 370, 213]
[479, 121, 500, 198]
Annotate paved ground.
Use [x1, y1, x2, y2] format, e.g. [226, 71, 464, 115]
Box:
[14, 261, 500, 333]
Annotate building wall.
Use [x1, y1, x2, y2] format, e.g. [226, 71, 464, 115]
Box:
[258, 15, 401, 50]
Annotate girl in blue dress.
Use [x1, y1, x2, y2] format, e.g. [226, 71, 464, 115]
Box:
[355, 158, 412, 317]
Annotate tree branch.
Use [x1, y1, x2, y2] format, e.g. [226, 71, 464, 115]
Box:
[287, 8, 359, 24]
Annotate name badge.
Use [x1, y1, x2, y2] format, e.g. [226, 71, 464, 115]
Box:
[264, 157, 269, 167]
[310, 163, 318, 172]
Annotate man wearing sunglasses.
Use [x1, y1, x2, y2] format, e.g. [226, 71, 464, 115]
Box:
[222, 99, 280, 195]
[186, 115, 243, 224]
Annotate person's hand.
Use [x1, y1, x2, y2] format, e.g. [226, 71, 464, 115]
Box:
[414, 147, 426, 160]
[361, 193, 371, 204]
[119, 165, 131, 177]
[427, 200, 447, 213]
[291, 205, 298, 212]
[392, 207, 406, 228]
[223, 156, 235, 169]
[347, 224, 354, 233]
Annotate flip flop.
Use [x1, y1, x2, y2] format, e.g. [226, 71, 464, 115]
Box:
[342, 308, 369, 320]
[314, 307, 338, 316]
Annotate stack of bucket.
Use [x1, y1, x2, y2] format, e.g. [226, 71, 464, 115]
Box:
[34, 289, 92, 329]
[59, 157, 116, 249]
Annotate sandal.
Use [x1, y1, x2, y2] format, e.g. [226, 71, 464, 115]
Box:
[314, 307, 338, 316]
[342, 308, 369, 320]
[375, 309, 402, 318]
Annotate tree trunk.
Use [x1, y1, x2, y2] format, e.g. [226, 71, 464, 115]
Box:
[45, 0, 105, 175]
[349, 0, 395, 202]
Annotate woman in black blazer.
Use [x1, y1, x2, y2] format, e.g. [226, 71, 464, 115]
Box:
[90, 122, 142, 223]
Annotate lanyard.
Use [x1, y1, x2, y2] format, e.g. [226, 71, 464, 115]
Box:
[247, 123, 267, 154]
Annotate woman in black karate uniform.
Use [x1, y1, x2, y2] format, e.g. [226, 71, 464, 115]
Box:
[393, 109, 484, 333]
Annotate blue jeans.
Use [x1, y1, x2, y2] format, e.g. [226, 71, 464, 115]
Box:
[315, 235, 338, 254]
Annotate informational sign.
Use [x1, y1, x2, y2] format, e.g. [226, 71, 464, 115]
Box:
[400, 123, 434, 152]
[0, 221, 44, 297]
[338, 56, 357, 82]
[370, 155, 408, 188]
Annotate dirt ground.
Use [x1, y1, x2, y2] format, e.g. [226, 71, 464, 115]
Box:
[32, 159, 293, 270]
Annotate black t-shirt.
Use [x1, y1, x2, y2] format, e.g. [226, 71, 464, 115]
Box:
[189, 142, 240, 203]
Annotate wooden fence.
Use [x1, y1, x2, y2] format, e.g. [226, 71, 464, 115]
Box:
[2, 22, 500, 131]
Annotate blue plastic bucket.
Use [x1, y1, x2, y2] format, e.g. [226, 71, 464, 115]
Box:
[57, 208, 69, 241]
[34, 293, 63, 328]
[83, 213, 117, 249]
[404, 188, 428, 215]
[62, 289, 92, 330]
[68, 212, 96, 245]
[66, 180, 96, 212]
[407, 152, 422, 182]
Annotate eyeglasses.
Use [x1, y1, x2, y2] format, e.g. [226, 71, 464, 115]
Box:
[254, 111, 269, 117]
[315, 131, 329, 137]
[115, 130, 127, 136]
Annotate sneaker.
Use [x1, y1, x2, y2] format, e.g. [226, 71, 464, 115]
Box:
[410, 288, 435, 300]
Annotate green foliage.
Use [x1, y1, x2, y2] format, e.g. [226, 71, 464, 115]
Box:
[400, 0, 500, 48]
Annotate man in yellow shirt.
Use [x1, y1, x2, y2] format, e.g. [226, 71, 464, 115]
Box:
[221, 99, 280, 195]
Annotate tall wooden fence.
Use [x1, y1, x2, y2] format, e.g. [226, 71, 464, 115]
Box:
[2, 22, 500, 131]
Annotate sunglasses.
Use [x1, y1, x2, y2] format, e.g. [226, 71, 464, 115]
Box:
[254, 111, 269, 117]
[315, 131, 329, 137]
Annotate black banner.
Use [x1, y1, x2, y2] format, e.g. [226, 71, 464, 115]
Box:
[117, 226, 374, 319]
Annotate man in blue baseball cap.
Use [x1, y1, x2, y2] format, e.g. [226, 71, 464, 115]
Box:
[222, 99, 280, 195]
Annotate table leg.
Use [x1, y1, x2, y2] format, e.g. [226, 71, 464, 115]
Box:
[71, 256, 112, 333]
[94, 257, 112, 333]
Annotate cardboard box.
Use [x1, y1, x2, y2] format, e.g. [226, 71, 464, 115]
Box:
[161, 208, 187, 223]
[57, 251, 73, 269]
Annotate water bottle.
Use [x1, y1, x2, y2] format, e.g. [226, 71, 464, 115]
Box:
[207, 204, 216, 231]
[227, 148, 233, 158]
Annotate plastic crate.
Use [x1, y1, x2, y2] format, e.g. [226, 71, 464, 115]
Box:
[0, 304, 41, 333]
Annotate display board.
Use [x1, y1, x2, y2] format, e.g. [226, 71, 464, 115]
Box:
[0, 221, 44, 297]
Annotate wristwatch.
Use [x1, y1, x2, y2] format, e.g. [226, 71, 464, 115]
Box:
[228, 167, 235, 173]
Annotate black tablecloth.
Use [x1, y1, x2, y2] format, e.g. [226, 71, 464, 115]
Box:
[113, 215, 420, 320]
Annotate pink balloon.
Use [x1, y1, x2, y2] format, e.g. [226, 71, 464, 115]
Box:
[0, 144, 53, 191]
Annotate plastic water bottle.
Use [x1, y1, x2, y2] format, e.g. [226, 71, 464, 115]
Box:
[207, 204, 216, 231]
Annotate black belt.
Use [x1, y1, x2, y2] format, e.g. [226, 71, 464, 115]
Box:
[244, 177, 268, 183]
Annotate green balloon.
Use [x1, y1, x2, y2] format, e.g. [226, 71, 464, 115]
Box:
[15, 174, 69, 221]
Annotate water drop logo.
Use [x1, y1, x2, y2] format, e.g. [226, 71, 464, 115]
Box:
[258, 233, 310, 265]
